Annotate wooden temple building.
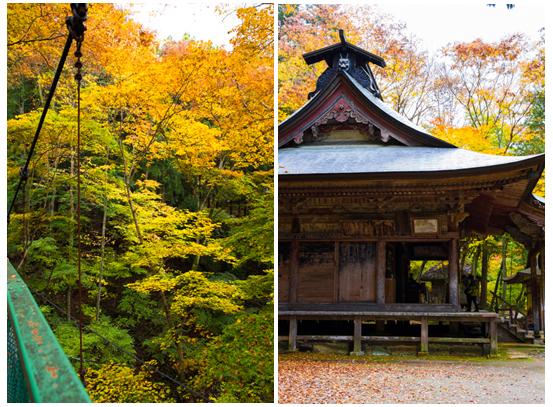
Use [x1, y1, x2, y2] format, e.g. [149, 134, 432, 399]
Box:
[277, 31, 545, 355]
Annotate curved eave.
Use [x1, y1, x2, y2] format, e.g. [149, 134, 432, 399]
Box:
[525, 193, 546, 211]
[516, 193, 545, 226]
[503, 267, 542, 285]
[278, 71, 456, 149]
[278, 147, 545, 184]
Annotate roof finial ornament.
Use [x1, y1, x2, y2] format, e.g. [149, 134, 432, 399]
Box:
[338, 53, 349, 71]
[339, 29, 347, 49]
[304, 29, 385, 100]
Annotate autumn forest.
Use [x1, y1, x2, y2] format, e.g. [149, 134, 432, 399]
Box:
[6, 3, 545, 404]
[7, 3, 273, 403]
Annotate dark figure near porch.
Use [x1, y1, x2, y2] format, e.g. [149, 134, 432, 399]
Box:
[466, 275, 479, 312]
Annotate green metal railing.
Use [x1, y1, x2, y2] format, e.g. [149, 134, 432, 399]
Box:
[7, 260, 91, 403]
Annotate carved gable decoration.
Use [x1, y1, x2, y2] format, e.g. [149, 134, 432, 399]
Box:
[293, 93, 405, 146]
[314, 95, 369, 126]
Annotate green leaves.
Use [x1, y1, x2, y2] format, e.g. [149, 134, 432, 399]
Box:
[50, 314, 136, 366]
[191, 308, 274, 403]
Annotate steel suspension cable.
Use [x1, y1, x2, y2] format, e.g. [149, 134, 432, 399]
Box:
[75, 40, 85, 386]
[7, 33, 73, 227]
[66, 3, 89, 386]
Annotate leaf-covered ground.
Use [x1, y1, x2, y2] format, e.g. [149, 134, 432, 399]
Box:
[278, 353, 545, 404]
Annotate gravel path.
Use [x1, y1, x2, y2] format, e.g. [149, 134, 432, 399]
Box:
[278, 356, 545, 404]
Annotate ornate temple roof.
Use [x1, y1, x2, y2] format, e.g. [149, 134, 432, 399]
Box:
[278, 30, 545, 246]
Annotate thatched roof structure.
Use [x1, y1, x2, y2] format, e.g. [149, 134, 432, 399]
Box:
[421, 263, 474, 281]
[503, 267, 542, 285]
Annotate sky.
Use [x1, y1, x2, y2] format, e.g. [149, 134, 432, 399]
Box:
[374, 3, 545, 53]
[129, 3, 241, 48]
[129, 3, 546, 53]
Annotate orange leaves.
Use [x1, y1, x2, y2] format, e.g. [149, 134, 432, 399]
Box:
[158, 7, 273, 177]
[429, 122, 498, 155]
[444, 34, 530, 70]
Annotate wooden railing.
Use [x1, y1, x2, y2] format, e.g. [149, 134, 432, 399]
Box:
[489, 291, 530, 332]
[279, 309, 500, 356]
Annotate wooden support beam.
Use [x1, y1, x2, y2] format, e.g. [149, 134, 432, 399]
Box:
[278, 335, 491, 344]
[540, 246, 545, 332]
[352, 317, 364, 355]
[489, 318, 498, 355]
[289, 335, 353, 341]
[289, 316, 297, 351]
[420, 316, 429, 355]
[481, 240, 488, 310]
[289, 240, 299, 304]
[333, 241, 339, 303]
[448, 239, 460, 309]
[530, 254, 540, 337]
[376, 240, 386, 305]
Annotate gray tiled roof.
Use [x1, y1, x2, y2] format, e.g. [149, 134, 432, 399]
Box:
[278, 143, 541, 176]
[344, 72, 434, 138]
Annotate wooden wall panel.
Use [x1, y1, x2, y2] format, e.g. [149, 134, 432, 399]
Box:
[338, 242, 376, 302]
[278, 242, 291, 303]
[297, 242, 335, 302]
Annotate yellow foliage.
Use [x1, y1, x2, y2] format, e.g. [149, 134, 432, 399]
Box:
[429, 122, 500, 155]
[86, 362, 175, 403]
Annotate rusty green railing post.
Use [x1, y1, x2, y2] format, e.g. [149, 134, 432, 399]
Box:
[7, 260, 92, 403]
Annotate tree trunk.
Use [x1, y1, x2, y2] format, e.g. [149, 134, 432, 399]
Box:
[67, 286, 72, 322]
[96, 193, 108, 322]
[117, 135, 143, 244]
[16, 183, 29, 275]
[159, 291, 186, 383]
[69, 147, 75, 247]
[96, 150, 110, 321]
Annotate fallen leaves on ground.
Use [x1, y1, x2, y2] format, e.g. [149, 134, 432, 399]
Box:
[278, 357, 545, 404]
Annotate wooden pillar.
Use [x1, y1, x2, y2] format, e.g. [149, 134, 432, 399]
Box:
[480, 241, 488, 310]
[352, 317, 364, 355]
[289, 240, 299, 304]
[540, 246, 545, 332]
[489, 318, 498, 355]
[530, 253, 540, 337]
[376, 240, 386, 334]
[376, 240, 386, 305]
[289, 316, 297, 351]
[448, 239, 460, 309]
[333, 242, 339, 303]
[420, 316, 429, 355]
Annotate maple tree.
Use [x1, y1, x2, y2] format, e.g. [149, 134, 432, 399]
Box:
[436, 34, 544, 154]
[7, 3, 273, 403]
